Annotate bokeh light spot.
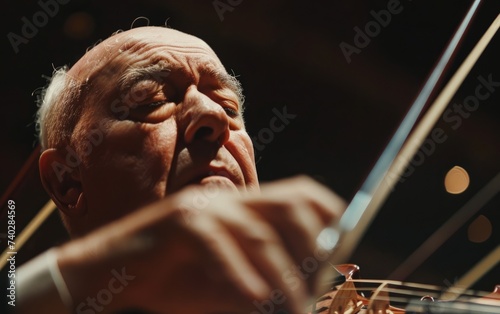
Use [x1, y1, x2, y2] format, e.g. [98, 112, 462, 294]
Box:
[468, 215, 492, 243]
[64, 12, 95, 39]
[444, 166, 470, 194]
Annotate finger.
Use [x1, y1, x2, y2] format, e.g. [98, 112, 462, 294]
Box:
[248, 176, 347, 293]
[217, 206, 308, 314]
[131, 195, 272, 313]
[186, 209, 274, 313]
[259, 176, 347, 225]
[245, 198, 322, 262]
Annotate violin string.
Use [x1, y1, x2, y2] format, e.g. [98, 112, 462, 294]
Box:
[354, 279, 492, 296]
[322, 261, 499, 301]
[317, 279, 494, 305]
[315, 289, 497, 314]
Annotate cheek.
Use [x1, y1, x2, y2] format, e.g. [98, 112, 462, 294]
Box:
[80, 120, 178, 221]
[149, 121, 178, 193]
[228, 131, 259, 191]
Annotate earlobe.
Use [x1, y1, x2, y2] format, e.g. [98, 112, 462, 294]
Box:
[39, 148, 87, 217]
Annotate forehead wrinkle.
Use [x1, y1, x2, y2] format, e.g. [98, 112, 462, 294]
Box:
[79, 43, 168, 104]
[116, 54, 224, 89]
[82, 38, 244, 110]
[69, 27, 220, 85]
[114, 43, 219, 90]
[77, 39, 162, 85]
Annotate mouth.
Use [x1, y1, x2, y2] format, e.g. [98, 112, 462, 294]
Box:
[186, 167, 241, 191]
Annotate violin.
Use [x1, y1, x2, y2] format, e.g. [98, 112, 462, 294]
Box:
[307, 264, 500, 314]
[309, 2, 500, 312]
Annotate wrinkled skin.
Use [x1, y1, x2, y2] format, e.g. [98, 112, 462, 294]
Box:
[41, 27, 259, 235]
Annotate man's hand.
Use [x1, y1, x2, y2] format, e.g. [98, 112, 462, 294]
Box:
[56, 176, 346, 314]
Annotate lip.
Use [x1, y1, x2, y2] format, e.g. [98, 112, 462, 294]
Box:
[186, 166, 240, 188]
[167, 146, 246, 194]
[198, 175, 238, 191]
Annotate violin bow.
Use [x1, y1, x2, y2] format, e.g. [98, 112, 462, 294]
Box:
[0, 144, 57, 270]
[317, 0, 498, 282]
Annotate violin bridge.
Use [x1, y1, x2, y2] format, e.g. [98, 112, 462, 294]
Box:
[328, 280, 363, 314]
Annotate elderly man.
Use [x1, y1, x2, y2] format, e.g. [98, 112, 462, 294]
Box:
[17, 26, 345, 314]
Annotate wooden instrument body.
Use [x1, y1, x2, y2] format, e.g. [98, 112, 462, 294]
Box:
[307, 264, 500, 314]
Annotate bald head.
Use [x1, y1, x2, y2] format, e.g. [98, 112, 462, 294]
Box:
[38, 27, 225, 151]
[67, 27, 220, 86]
[37, 26, 220, 149]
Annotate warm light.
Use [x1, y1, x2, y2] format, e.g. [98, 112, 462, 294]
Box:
[468, 215, 492, 243]
[444, 166, 470, 194]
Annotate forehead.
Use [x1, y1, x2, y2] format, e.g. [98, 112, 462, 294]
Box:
[68, 27, 224, 85]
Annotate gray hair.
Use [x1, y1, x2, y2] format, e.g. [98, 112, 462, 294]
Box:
[36, 66, 84, 151]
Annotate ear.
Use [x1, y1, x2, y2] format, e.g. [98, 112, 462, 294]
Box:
[39, 148, 87, 217]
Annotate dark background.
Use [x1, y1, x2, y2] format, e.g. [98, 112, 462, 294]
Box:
[1, 0, 499, 305]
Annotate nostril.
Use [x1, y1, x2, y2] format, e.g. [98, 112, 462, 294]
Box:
[193, 126, 214, 140]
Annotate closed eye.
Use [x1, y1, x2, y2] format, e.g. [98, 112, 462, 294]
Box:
[128, 100, 175, 123]
[223, 107, 239, 118]
[146, 100, 167, 108]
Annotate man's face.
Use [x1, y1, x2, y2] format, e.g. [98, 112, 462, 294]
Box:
[66, 27, 259, 231]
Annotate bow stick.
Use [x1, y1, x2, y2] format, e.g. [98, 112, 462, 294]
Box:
[316, 0, 493, 283]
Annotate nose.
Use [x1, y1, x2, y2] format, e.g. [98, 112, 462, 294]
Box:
[182, 87, 230, 145]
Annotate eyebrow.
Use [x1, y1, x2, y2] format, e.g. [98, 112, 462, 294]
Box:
[200, 67, 245, 110]
[118, 64, 171, 91]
